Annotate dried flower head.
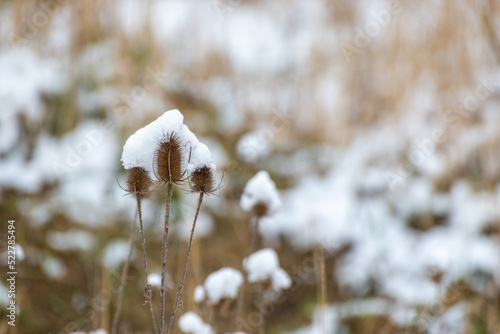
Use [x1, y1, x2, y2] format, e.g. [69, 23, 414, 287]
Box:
[189, 165, 220, 194]
[251, 201, 269, 218]
[154, 133, 183, 184]
[125, 167, 153, 197]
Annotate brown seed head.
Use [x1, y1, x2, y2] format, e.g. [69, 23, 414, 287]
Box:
[251, 201, 269, 218]
[154, 133, 183, 183]
[126, 167, 153, 197]
[190, 165, 216, 194]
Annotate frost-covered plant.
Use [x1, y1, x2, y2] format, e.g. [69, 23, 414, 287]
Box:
[240, 170, 281, 251]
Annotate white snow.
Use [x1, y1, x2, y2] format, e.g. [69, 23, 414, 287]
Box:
[179, 312, 213, 334]
[177, 211, 214, 241]
[240, 171, 281, 215]
[41, 257, 67, 280]
[102, 240, 134, 270]
[46, 230, 96, 252]
[194, 285, 205, 303]
[187, 142, 216, 175]
[204, 267, 243, 305]
[147, 273, 162, 287]
[243, 248, 291, 291]
[121, 109, 185, 177]
[121, 109, 215, 180]
[236, 131, 272, 163]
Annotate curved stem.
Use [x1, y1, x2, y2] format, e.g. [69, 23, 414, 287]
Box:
[111, 209, 137, 334]
[160, 182, 173, 334]
[137, 195, 158, 334]
[166, 192, 204, 334]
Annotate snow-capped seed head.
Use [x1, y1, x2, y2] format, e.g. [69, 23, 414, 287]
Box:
[154, 132, 183, 184]
[190, 165, 216, 194]
[125, 167, 153, 197]
[243, 248, 291, 292]
[204, 267, 243, 305]
[240, 171, 281, 217]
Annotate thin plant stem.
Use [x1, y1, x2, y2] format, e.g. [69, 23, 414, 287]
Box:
[232, 285, 243, 332]
[250, 216, 260, 253]
[111, 209, 137, 334]
[259, 291, 265, 334]
[314, 244, 326, 334]
[160, 181, 173, 334]
[137, 194, 159, 334]
[319, 246, 326, 334]
[167, 192, 204, 334]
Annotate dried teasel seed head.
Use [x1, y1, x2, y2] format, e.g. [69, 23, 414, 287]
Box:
[154, 133, 183, 183]
[126, 167, 153, 197]
[189, 165, 216, 194]
[251, 201, 269, 218]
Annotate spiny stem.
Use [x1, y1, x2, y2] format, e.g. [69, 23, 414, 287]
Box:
[111, 209, 137, 334]
[167, 192, 204, 334]
[160, 181, 173, 334]
[137, 195, 159, 334]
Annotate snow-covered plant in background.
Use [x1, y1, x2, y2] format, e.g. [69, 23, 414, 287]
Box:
[242, 248, 291, 334]
[240, 170, 281, 250]
[243, 248, 291, 293]
[203, 267, 244, 306]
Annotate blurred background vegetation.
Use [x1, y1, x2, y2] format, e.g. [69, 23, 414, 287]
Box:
[1, 0, 500, 333]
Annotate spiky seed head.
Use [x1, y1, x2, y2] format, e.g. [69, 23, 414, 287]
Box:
[190, 165, 216, 194]
[126, 167, 153, 197]
[154, 133, 183, 183]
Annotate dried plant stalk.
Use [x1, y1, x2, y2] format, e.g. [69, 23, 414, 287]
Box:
[167, 192, 204, 334]
[160, 181, 173, 334]
[111, 210, 137, 334]
[137, 195, 158, 334]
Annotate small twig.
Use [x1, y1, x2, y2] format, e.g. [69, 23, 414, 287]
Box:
[111, 210, 137, 334]
[160, 181, 174, 334]
[167, 192, 204, 334]
[137, 194, 159, 334]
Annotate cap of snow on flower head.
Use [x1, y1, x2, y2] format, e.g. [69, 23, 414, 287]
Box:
[243, 248, 291, 292]
[179, 312, 213, 334]
[204, 267, 243, 305]
[121, 109, 216, 185]
[240, 170, 281, 217]
[121, 109, 185, 179]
